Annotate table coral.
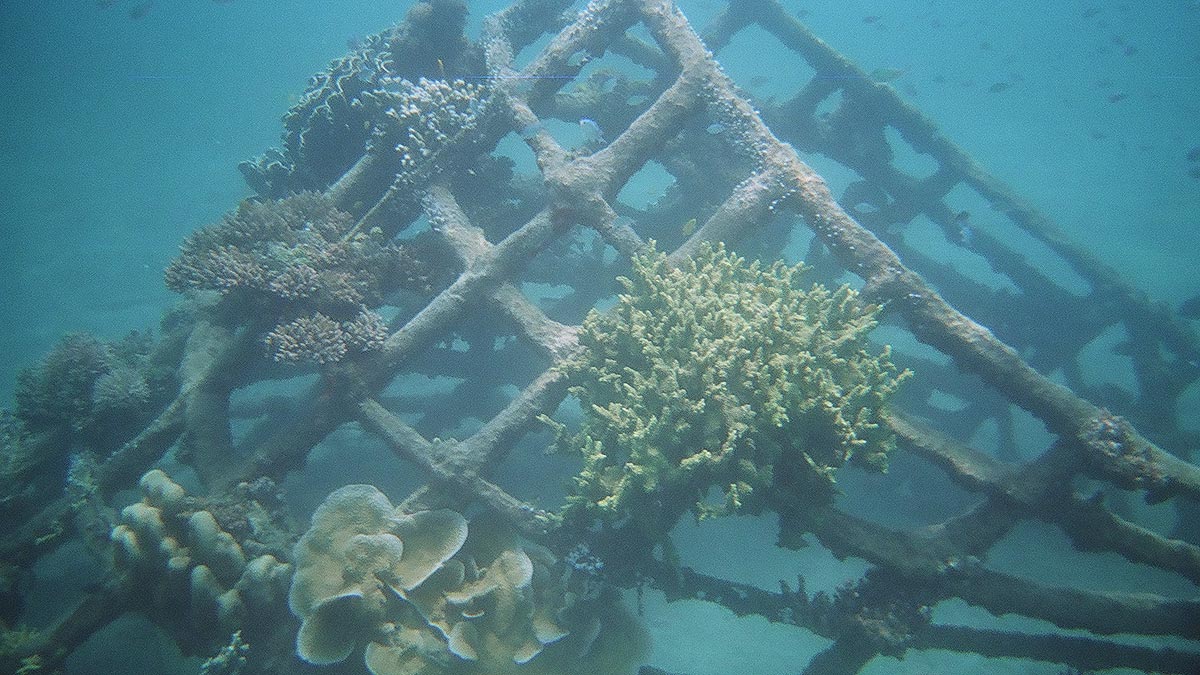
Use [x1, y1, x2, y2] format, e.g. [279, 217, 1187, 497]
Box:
[555, 241, 910, 538]
[165, 192, 423, 364]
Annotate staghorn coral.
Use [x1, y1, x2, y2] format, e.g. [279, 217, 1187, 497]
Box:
[199, 631, 250, 675]
[552, 242, 909, 539]
[290, 485, 643, 675]
[263, 309, 389, 365]
[359, 77, 491, 187]
[166, 192, 423, 364]
[263, 313, 347, 365]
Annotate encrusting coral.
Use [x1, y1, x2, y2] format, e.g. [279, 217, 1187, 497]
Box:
[551, 242, 910, 539]
[290, 485, 644, 675]
[165, 192, 425, 364]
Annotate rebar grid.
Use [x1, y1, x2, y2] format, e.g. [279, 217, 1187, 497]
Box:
[2, 1, 1198, 674]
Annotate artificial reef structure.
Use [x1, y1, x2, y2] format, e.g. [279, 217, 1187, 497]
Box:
[1, 1, 1199, 674]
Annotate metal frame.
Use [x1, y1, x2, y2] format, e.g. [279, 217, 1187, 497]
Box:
[2, 1, 1196, 673]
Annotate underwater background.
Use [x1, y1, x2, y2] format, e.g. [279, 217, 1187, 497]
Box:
[1, 1, 1198, 673]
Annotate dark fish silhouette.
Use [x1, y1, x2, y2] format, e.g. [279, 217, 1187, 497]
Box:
[871, 67, 907, 83]
[129, 1, 153, 19]
[1186, 146, 1200, 162]
[1180, 295, 1200, 319]
[988, 82, 1011, 93]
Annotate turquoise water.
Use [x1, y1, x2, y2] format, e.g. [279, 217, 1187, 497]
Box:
[1, 1, 1198, 674]
[3, 1, 1198, 396]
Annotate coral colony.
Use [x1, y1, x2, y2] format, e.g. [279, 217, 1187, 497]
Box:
[0, 1, 1197, 674]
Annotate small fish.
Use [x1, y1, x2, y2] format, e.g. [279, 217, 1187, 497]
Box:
[129, 1, 154, 19]
[1123, 45, 1138, 56]
[870, 67, 906, 83]
[979, 41, 993, 51]
[952, 211, 973, 247]
[1189, 166, 1200, 180]
[958, 223, 974, 247]
[706, 122, 725, 135]
[437, 58, 447, 79]
[988, 82, 1011, 93]
[1083, 7, 1101, 18]
[567, 51, 589, 68]
[1186, 146, 1200, 162]
[681, 218, 698, 236]
[863, 15, 881, 24]
[1180, 295, 1200, 319]
[518, 121, 543, 140]
[1089, 129, 1107, 140]
[579, 117, 605, 145]
[1107, 92, 1127, 103]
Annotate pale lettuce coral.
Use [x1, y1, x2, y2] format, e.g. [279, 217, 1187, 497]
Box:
[556, 242, 909, 536]
[290, 486, 644, 675]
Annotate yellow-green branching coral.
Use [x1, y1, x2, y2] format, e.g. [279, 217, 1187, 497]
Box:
[558, 242, 909, 537]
